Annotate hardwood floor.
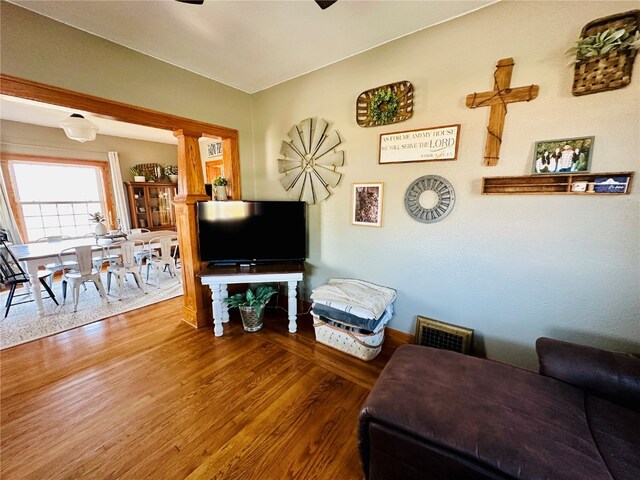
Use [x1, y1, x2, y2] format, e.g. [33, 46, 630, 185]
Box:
[0, 297, 405, 479]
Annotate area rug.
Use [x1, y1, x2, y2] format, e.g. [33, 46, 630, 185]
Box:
[0, 274, 184, 349]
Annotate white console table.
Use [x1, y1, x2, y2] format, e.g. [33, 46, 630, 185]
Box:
[198, 263, 305, 336]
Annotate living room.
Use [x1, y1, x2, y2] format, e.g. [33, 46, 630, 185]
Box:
[1, 0, 638, 478]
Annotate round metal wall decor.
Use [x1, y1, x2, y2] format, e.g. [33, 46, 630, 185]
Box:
[277, 117, 344, 204]
[404, 175, 456, 223]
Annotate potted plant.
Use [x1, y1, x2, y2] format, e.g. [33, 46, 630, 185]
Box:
[212, 176, 229, 200]
[163, 164, 178, 183]
[566, 27, 640, 64]
[224, 285, 277, 332]
[88, 211, 108, 236]
[130, 166, 146, 182]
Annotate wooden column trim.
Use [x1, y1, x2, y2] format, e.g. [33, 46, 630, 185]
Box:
[222, 136, 241, 200]
[173, 131, 211, 328]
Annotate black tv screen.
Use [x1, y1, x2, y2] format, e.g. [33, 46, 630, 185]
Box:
[197, 200, 307, 265]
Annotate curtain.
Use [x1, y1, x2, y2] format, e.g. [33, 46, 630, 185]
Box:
[107, 151, 131, 232]
[0, 165, 23, 244]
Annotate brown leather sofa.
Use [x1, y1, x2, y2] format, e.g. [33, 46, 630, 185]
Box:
[358, 338, 640, 480]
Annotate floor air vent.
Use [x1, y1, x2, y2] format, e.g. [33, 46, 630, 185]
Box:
[414, 316, 473, 354]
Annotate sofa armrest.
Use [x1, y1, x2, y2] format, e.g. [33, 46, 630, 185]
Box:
[536, 337, 640, 410]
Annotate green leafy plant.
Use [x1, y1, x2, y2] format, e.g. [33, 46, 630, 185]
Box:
[163, 164, 178, 176]
[130, 166, 143, 176]
[212, 176, 228, 186]
[88, 212, 105, 223]
[566, 27, 640, 64]
[370, 87, 399, 124]
[224, 285, 277, 308]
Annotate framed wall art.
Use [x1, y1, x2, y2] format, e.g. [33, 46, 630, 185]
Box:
[379, 124, 460, 164]
[532, 136, 594, 174]
[352, 182, 384, 227]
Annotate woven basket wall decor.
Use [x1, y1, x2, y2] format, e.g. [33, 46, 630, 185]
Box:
[572, 10, 640, 96]
[356, 81, 414, 127]
[135, 163, 162, 180]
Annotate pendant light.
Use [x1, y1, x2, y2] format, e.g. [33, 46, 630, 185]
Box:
[60, 113, 99, 143]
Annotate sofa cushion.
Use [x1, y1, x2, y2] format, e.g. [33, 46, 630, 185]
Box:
[586, 394, 640, 480]
[537, 337, 640, 411]
[359, 344, 613, 480]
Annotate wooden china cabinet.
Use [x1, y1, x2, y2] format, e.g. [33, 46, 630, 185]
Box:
[125, 181, 177, 231]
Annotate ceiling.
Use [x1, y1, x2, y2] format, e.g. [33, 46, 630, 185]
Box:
[2, 0, 497, 143]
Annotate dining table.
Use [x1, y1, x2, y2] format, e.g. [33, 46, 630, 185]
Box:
[8, 230, 177, 316]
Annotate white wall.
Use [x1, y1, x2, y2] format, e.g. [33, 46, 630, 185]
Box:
[250, 1, 640, 369]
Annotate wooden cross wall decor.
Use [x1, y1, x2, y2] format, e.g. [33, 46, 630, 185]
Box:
[466, 58, 539, 166]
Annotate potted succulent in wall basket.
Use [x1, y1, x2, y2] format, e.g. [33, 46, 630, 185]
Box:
[130, 166, 146, 182]
[212, 176, 229, 200]
[224, 285, 277, 332]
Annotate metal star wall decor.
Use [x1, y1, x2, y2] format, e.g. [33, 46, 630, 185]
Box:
[277, 117, 344, 204]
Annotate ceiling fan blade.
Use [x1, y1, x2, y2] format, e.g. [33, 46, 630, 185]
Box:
[315, 0, 337, 10]
[176, 0, 204, 4]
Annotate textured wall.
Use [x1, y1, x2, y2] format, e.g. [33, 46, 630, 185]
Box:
[250, 1, 640, 369]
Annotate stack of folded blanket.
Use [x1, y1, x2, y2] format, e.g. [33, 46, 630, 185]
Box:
[311, 278, 397, 337]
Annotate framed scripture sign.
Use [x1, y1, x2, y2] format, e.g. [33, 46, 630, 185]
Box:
[379, 124, 460, 164]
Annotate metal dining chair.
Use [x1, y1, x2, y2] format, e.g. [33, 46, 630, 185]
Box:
[106, 240, 146, 299]
[59, 245, 109, 312]
[0, 240, 58, 318]
[35, 235, 78, 287]
[144, 235, 180, 288]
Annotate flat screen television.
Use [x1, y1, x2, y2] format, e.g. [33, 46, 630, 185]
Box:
[197, 200, 307, 265]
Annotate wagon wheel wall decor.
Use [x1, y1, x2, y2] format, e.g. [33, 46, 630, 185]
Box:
[277, 117, 344, 204]
[356, 81, 414, 127]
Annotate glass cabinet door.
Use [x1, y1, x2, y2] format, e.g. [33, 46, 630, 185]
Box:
[148, 186, 174, 228]
[133, 186, 150, 229]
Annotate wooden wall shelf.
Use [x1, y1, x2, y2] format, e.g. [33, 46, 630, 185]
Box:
[482, 172, 634, 195]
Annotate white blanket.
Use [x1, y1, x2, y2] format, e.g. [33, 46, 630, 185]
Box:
[310, 278, 396, 319]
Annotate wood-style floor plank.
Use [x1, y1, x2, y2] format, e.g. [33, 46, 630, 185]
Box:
[1, 297, 405, 479]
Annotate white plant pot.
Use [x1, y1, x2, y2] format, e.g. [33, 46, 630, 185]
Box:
[134, 175, 146, 182]
[215, 185, 228, 201]
[169, 174, 178, 183]
[94, 222, 107, 236]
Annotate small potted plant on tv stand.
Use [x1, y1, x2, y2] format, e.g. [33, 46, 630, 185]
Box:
[224, 285, 277, 332]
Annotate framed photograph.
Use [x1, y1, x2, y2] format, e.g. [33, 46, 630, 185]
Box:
[379, 124, 460, 164]
[532, 136, 594, 174]
[352, 182, 384, 227]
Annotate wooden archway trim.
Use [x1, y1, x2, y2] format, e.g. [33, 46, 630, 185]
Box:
[0, 74, 237, 139]
[0, 73, 241, 329]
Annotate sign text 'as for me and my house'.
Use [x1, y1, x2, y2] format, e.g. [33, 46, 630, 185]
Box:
[379, 124, 460, 164]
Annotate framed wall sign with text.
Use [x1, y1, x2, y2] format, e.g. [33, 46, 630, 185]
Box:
[379, 124, 460, 164]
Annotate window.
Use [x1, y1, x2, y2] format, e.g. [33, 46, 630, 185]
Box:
[2, 155, 113, 242]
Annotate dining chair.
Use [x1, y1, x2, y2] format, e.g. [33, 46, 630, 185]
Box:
[92, 238, 124, 272]
[59, 245, 109, 312]
[35, 235, 79, 287]
[144, 235, 180, 288]
[0, 240, 59, 318]
[106, 240, 146, 299]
